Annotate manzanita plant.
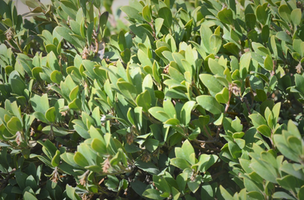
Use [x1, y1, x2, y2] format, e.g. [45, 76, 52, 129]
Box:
[0, 0, 304, 199]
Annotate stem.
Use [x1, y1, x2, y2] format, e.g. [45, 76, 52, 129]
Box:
[203, 126, 213, 139]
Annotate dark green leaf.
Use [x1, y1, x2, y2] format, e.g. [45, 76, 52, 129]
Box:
[245, 13, 256, 30]
[158, 7, 172, 28]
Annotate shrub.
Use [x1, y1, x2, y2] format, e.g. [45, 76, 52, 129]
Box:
[0, 0, 304, 199]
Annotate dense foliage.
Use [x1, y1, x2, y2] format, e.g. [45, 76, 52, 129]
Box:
[0, 0, 304, 199]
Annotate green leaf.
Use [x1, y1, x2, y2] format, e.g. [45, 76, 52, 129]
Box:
[287, 120, 301, 139]
[276, 31, 292, 44]
[256, 4, 268, 25]
[25, 175, 37, 190]
[223, 42, 240, 56]
[220, 185, 234, 200]
[7, 116, 22, 132]
[245, 13, 256, 30]
[264, 55, 273, 71]
[176, 173, 187, 192]
[181, 140, 195, 164]
[60, 153, 78, 168]
[51, 150, 61, 167]
[73, 152, 89, 167]
[89, 126, 104, 141]
[201, 184, 214, 200]
[180, 101, 196, 125]
[45, 44, 58, 55]
[163, 99, 176, 119]
[200, 24, 212, 53]
[298, 186, 304, 200]
[54, 26, 84, 49]
[30, 94, 49, 114]
[293, 39, 304, 57]
[208, 58, 225, 75]
[188, 175, 202, 193]
[9, 71, 26, 96]
[69, 85, 79, 101]
[278, 4, 291, 23]
[135, 160, 160, 175]
[149, 107, 170, 122]
[234, 138, 245, 149]
[257, 124, 271, 137]
[24, 192, 38, 200]
[66, 185, 81, 200]
[291, 8, 301, 26]
[271, 36, 278, 58]
[196, 95, 224, 115]
[117, 80, 137, 103]
[170, 158, 191, 170]
[209, 34, 222, 54]
[287, 136, 302, 155]
[20, 0, 40, 8]
[153, 175, 171, 194]
[198, 154, 218, 172]
[121, 6, 144, 21]
[294, 74, 304, 95]
[143, 189, 164, 200]
[199, 74, 223, 96]
[249, 112, 267, 127]
[273, 191, 296, 200]
[260, 151, 277, 169]
[256, 89, 267, 102]
[105, 175, 119, 192]
[215, 87, 229, 104]
[164, 118, 180, 126]
[38, 139, 57, 159]
[277, 175, 299, 192]
[171, 187, 181, 200]
[45, 107, 56, 123]
[68, 98, 82, 110]
[142, 5, 152, 22]
[131, 180, 147, 197]
[155, 18, 164, 37]
[228, 141, 241, 159]
[99, 11, 108, 35]
[247, 191, 264, 199]
[218, 8, 233, 25]
[272, 102, 281, 123]
[158, 7, 172, 28]
[250, 160, 277, 183]
[239, 52, 251, 78]
[168, 65, 184, 82]
[274, 135, 300, 162]
[91, 138, 107, 156]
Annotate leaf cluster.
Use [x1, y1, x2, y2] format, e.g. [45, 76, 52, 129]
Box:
[0, 0, 304, 199]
